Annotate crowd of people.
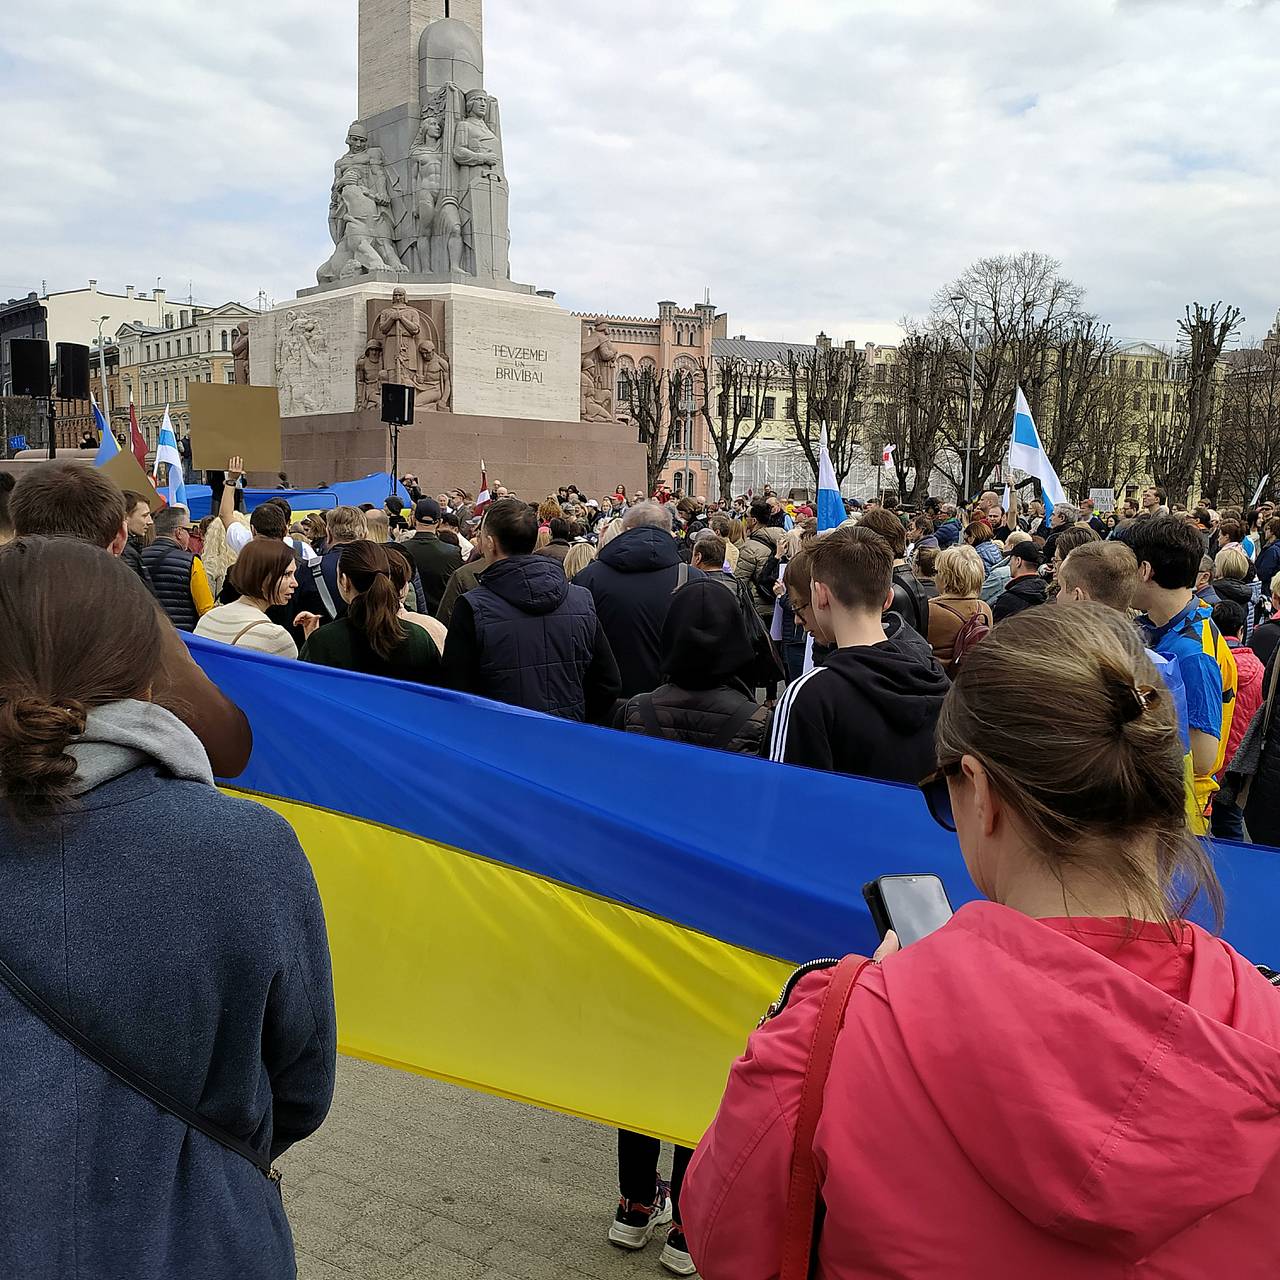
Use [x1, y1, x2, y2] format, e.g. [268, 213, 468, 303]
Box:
[0, 456, 1277, 1277]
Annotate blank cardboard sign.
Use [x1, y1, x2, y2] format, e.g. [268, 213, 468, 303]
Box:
[189, 384, 282, 472]
[98, 450, 166, 512]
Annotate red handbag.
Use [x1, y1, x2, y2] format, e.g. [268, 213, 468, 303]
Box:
[779, 954, 870, 1280]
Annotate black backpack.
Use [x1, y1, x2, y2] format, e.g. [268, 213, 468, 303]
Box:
[749, 533, 782, 603]
[892, 567, 931, 635]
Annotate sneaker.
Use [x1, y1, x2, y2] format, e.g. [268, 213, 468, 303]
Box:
[607, 1180, 672, 1250]
[659, 1226, 697, 1275]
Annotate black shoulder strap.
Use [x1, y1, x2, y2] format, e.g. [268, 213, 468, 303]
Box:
[709, 699, 760, 752]
[0, 953, 276, 1179]
[636, 694, 664, 738]
[311, 560, 339, 619]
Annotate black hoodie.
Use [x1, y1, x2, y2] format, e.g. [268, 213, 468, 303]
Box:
[992, 572, 1049, 622]
[765, 625, 948, 783]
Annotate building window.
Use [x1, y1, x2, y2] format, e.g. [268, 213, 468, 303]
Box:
[1149, 392, 1157, 412]
[186, 337, 192, 355]
[221, 331, 229, 351]
[164, 314, 174, 329]
[737, 395, 753, 414]
[1131, 392, 1141, 411]
[1163, 393, 1171, 411]
[617, 374, 632, 403]
[181, 310, 189, 326]
[874, 364, 887, 383]
[763, 396, 777, 419]
[225, 369, 234, 384]
[785, 396, 796, 419]
[165, 341, 171, 358]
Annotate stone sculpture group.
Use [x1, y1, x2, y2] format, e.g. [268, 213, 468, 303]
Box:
[316, 16, 510, 288]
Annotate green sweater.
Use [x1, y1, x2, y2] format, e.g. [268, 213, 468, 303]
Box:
[299, 618, 442, 685]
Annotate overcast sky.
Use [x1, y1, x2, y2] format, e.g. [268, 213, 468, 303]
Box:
[3, 0, 1277, 347]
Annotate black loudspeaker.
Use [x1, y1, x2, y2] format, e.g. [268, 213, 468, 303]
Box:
[55, 343, 91, 401]
[381, 383, 415, 426]
[9, 338, 51, 398]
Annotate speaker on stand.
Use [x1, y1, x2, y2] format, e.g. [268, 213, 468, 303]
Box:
[9, 338, 52, 456]
[381, 384, 415, 500]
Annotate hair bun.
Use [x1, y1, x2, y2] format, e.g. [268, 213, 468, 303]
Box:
[1106, 679, 1157, 727]
[3, 697, 87, 744]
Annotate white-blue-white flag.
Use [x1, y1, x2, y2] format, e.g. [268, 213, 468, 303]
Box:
[153, 406, 187, 508]
[91, 395, 119, 467]
[816, 426, 845, 531]
[1008, 386, 1066, 517]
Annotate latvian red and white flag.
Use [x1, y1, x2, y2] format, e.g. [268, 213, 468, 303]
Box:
[475, 462, 491, 513]
[128, 395, 148, 467]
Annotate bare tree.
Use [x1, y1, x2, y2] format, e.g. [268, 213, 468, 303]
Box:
[1217, 341, 1280, 508]
[1039, 319, 1118, 484]
[1, 396, 40, 456]
[881, 327, 955, 503]
[697, 354, 772, 503]
[783, 341, 865, 486]
[932, 252, 1087, 501]
[1148, 302, 1242, 506]
[1076, 373, 1140, 497]
[629, 365, 680, 496]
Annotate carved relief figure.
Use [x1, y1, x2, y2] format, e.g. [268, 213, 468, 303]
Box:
[356, 340, 384, 410]
[580, 320, 619, 422]
[276, 310, 327, 416]
[409, 111, 464, 274]
[413, 338, 452, 412]
[373, 288, 426, 388]
[231, 322, 250, 386]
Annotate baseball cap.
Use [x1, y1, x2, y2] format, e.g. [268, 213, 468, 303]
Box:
[414, 497, 442, 522]
[1010, 542, 1043, 568]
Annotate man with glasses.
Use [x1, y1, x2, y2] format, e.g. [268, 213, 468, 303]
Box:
[142, 505, 215, 632]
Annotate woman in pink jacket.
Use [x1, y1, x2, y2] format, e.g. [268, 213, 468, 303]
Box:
[684, 602, 1280, 1279]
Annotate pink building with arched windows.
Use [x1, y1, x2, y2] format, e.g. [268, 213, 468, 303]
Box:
[575, 299, 726, 498]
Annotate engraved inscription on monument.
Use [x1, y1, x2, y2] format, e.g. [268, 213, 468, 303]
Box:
[495, 344, 548, 384]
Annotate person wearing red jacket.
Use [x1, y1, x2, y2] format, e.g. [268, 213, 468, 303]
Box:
[684, 601, 1280, 1279]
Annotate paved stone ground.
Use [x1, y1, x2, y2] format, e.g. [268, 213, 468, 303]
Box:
[281, 1056, 694, 1280]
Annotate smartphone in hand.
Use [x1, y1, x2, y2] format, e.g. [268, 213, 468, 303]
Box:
[862, 874, 954, 947]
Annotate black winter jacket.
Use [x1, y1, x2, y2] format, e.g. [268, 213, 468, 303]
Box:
[141, 538, 200, 632]
[402, 531, 464, 614]
[122, 533, 152, 590]
[992, 573, 1049, 622]
[575, 526, 706, 697]
[616, 682, 767, 754]
[442, 554, 621, 722]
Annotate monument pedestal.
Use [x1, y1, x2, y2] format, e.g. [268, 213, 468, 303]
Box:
[281, 407, 644, 500]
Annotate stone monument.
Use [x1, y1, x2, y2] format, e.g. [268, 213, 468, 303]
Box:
[247, 0, 644, 498]
[231, 322, 251, 385]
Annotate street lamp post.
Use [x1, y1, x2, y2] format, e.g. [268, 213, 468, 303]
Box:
[95, 315, 112, 422]
[951, 295, 978, 504]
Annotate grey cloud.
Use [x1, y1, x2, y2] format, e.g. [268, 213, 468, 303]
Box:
[1, 0, 1276, 349]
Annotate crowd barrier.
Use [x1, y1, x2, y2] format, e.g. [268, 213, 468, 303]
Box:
[185, 635, 1280, 1146]
[182, 473, 408, 522]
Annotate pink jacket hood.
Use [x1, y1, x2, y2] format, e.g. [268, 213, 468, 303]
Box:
[884, 903, 1280, 1257]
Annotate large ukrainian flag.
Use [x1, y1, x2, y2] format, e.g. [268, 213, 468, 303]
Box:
[186, 636, 1280, 1147]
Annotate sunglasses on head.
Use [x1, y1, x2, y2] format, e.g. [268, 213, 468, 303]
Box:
[918, 760, 962, 832]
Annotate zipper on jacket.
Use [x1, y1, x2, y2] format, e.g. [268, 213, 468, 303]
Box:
[760, 956, 842, 1026]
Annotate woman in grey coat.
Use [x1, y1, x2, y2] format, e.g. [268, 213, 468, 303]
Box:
[0, 536, 336, 1280]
